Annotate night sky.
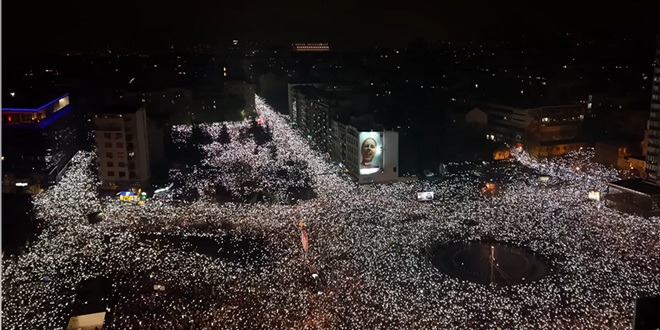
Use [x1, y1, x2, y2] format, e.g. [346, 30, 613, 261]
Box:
[3, 0, 660, 53]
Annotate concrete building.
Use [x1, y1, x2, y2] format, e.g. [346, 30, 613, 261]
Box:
[288, 84, 399, 184]
[594, 136, 647, 174]
[2, 92, 78, 194]
[288, 84, 368, 152]
[465, 107, 488, 127]
[329, 117, 399, 184]
[291, 86, 340, 151]
[93, 104, 150, 190]
[646, 35, 660, 183]
[287, 83, 328, 124]
[594, 141, 648, 173]
[481, 102, 586, 156]
[447, 105, 488, 128]
[603, 35, 660, 218]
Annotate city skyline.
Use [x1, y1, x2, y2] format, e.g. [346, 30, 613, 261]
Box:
[4, 0, 660, 53]
[3, 2, 660, 328]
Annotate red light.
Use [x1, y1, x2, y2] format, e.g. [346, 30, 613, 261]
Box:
[7, 115, 11, 122]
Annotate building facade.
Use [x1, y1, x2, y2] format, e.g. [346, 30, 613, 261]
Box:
[483, 103, 586, 156]
[93, 105, 150, 190]
[289, 84, 399, 184]
[328, 122, 399, 184]
[290, 85, 340, 152]
[288, 83, 326, 126]
[329, 119, 356, 174]
[288, 84, 367, 152]
[2, 93, 78, 193]
[646, 36, 660, 183]
[599, 36, 660, 217]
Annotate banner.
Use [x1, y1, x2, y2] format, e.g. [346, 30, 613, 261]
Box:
[301, 229, 309, 253]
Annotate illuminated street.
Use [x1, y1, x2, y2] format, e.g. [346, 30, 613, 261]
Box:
[2, 96, 660, 329]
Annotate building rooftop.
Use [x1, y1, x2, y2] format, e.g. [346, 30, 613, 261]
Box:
[608, 179, 660, 197]
[478, 101, 583, 112]
[295, 84, 367, 103]
[2, 90, 68, 110]
[333, 113, 386, 132]
[295, 85, 332, 99]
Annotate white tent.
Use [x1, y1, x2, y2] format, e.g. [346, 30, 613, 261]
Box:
[66, 311, 106, 330]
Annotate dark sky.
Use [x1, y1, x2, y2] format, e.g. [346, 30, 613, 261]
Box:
[3, 0, 660, 53]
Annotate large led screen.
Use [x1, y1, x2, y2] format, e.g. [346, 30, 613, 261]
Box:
[359, 132, 383, 175]
[416, 191, 434, 201]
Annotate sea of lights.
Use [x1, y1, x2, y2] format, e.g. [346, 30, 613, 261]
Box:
[2, 95, 659, 329]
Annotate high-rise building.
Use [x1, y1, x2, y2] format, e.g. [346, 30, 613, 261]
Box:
[288, 83, 327, 123]
[288, 84, 368, 151]
[290, 85, 337, 151]
[603, 36, 660, 217]
[646, 36, 660, 183]
[2, 92, 78, 193]
[93, 104, 150, 190]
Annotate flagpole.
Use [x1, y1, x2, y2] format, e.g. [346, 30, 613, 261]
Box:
[490, 245, 495, 286]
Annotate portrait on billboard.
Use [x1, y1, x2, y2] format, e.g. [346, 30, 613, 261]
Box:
[359, 132, 383, 175]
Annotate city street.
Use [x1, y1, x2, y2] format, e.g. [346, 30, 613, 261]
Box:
[2, 95, 660, 329]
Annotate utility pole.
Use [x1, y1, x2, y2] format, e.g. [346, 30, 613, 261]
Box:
[490, 245, 495, 285]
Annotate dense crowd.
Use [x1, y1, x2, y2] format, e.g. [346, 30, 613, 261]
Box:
[168, 119, 316, 204]
[2, 95, 659, 329]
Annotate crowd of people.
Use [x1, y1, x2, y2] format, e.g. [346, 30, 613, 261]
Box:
[169, 120, 314, 203]
[2, 95, 659, 329]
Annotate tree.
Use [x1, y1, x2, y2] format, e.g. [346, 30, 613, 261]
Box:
[249, 118, 272, 146]
[218, 123, 231, 144]
[166, 123, 210, 166]
[222, 94, 245, 121]
[169, 140, 204, 166]
[191, 122, 213, 145]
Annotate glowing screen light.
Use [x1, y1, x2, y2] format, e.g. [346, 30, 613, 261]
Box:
[359, 132, 383, 175]
[416, 191, 434, 201]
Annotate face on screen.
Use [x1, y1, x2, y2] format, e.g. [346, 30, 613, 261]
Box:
[359, 132, 382, 175]
[361, 138, 377, 163]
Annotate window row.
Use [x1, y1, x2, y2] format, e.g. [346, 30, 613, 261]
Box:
[104, 151, 135, 158]
[101, 132, 135, 140]
[105, 161, 131, 168]
[105, 171, 137, 178]
[101, 142, 134, 149]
